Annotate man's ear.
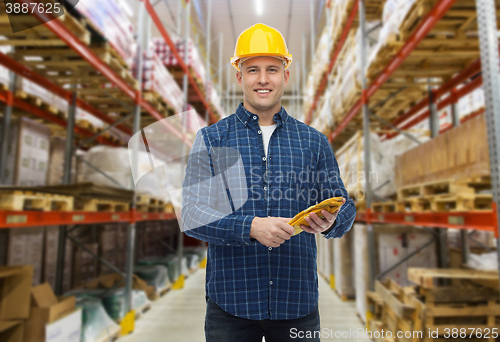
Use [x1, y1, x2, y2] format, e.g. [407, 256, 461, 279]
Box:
[284, 69, 290, 86]
[236, 71, 242, 86]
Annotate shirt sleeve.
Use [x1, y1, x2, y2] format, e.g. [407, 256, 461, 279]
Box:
[181, 130, 255, 246]
[315, 133, 357, 239]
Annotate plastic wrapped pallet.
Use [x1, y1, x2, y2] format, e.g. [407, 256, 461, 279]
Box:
[101, 288, 150, 321]
[152, 37, 206, 85]
[142, 47, 185, 113]
[138, 255, 182, 283]
[75, 0, 137, 66]
[78, 146, 169, 200]
[134, 265, 170, 290]
[75, 297, 119, 342]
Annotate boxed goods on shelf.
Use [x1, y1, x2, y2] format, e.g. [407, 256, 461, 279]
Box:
[72, 243, 98, 289]
[395, 114, 490, 188]
[46, 137, 77, 185]
[7, 227, 44, 286]
[0, 265, 33, 320]
[354, 224, 437, 324]
[2, 117, 50, 186]
[44, 226, 73, 293]
[23, 283, 78, 342]
[98, 224, 119, 276]
[0, 321, 23, 342]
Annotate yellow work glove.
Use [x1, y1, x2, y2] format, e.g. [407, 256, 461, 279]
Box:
[288, 197, 344, 236]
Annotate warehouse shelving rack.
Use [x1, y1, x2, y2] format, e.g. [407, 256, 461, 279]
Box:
[306, 0, 500, 293]
[0, 0, 216, 328]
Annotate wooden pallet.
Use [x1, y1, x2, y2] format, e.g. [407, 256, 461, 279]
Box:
[0, 190, 74, 211]
[94, 324, 121, 342]
[397, 179, 477, 200]
[372, 201, 398, 213]
[0, 6, 90, 46]
[408, 268, 498, 290]
[76, 198, 130, 212]
[143, 91, 174, 116]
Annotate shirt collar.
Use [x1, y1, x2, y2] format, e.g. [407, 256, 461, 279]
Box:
[235, 103, 290, 128]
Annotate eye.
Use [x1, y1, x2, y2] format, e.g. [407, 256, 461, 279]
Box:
[269, 68, 277, 72]
[248, 69, 257, 73]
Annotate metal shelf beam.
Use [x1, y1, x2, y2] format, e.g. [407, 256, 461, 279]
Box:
[0, 210, 176, 229]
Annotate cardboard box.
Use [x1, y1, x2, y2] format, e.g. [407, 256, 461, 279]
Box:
[46, 137, 77, 185]
[0, 265, 33, 320]
[76, 273, 157, 301]
[0, 321, 24, 342]
[23, 283, 77, 342]
[43, 226, 73, 292]
[14, 117, 50, 186]
[72, 243, 98, 288]
[45, 308, 81, 342]
[7, 227, 44, 286]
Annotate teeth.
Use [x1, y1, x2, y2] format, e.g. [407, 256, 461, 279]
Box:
[257, 90, 270, 93]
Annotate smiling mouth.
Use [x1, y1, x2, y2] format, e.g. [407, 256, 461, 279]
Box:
[255, 90, 272, 95]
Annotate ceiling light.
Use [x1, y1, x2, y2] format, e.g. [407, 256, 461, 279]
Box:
[255, 0, 263, 15]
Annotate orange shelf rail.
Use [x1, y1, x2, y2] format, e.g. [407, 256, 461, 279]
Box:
[356, 209, 498, 238]
[0, 210, 177, 228]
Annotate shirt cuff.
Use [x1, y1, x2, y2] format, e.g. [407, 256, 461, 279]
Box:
[322, 211, 343, 239]
[231, 215, 255, 245]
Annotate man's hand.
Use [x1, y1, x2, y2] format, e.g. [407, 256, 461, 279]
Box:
[300, 198, 346, 234]
[250, 217, 294, 248]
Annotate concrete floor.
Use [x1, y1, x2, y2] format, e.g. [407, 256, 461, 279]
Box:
[118, 269, 372, 342]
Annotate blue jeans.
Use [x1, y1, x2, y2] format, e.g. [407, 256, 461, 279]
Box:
[205, 296, 321, 342]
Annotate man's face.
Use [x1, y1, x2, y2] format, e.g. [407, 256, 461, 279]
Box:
[236, 56, 289, 115]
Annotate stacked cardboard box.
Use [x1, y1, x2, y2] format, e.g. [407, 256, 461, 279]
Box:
[0, 265, 33, 342]
[23, 283, 81, 342]
[43, 226, 73, 293]
[46, 137, 77, 185]
[3, 117, 50, 186]
[98, 224, 118, 276]
[72, 243, 98, 289]
[7, 227, 44, 286]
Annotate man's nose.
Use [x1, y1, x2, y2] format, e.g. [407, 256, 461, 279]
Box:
[258, 71, 269, 84]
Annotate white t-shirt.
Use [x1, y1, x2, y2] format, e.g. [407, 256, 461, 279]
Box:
[260, 124, 277, 157]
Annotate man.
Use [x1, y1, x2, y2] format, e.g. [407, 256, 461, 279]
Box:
[181, 23, 356, 342]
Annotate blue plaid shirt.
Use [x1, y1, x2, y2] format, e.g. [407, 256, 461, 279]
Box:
[182, 103, 356, 320]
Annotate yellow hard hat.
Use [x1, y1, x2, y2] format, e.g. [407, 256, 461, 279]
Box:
[231, 23, 293, 72]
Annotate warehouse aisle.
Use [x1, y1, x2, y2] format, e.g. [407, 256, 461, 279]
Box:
[118, 268, 371, 342]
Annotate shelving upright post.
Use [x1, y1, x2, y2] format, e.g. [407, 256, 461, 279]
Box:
[476, 0, 500, 292]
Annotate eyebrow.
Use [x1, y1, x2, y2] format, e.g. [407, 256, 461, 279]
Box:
[245, 65, 280, 69]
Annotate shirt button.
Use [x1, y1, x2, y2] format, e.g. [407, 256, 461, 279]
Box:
[258, 130, 262, 134]
[270, 281, 273, 285]
[268, 247, 272, 251]
[244, 121, 247, 124]
[253, 116, 257, 120]
[227, 244, 230, 246]
[262, 157, 266, 161]
[264, 186, 267, 190]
